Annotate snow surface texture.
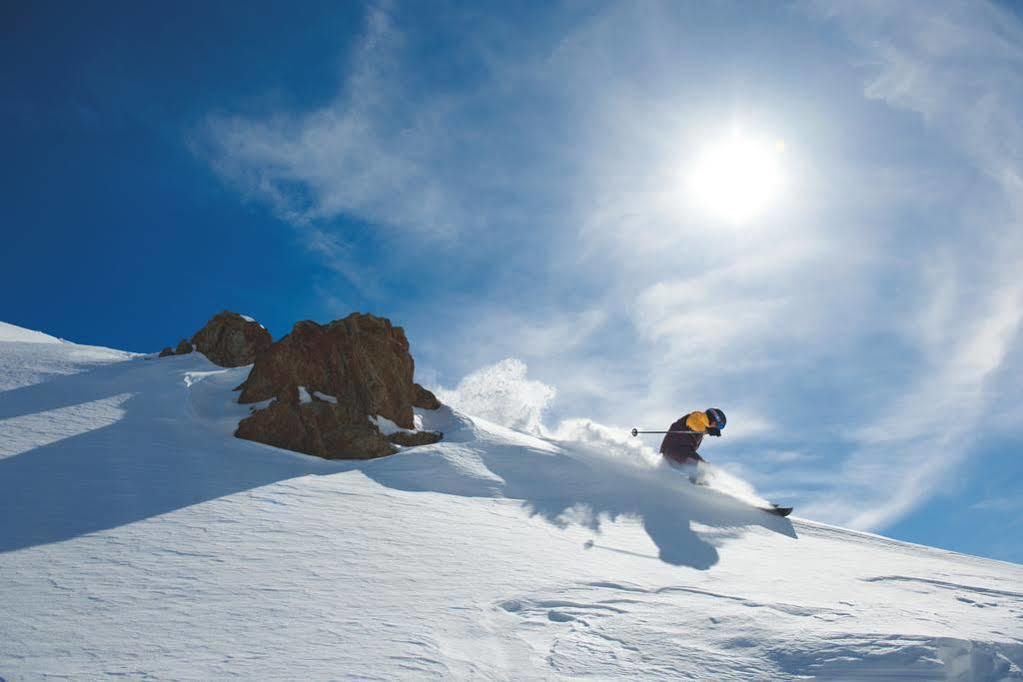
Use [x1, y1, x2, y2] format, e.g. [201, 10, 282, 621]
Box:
[1, 324, 1021, 680]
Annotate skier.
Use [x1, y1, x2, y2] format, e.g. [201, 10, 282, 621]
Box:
[659, 408, 726, 479]
[638, 408, 791, 515]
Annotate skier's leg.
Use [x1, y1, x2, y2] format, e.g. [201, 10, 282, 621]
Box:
[684, 460, 699, 484]
[674, 456, 701, 484]
[688, 453, 708, 485]
[662, 451, 705, 485]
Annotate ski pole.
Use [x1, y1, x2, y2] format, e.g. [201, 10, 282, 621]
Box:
[631, 428, 703, 437]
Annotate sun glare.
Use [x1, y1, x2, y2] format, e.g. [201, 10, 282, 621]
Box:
[687, 131, 786, 224]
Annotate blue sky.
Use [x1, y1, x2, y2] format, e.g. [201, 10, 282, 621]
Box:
[2, 0, 1021, 563]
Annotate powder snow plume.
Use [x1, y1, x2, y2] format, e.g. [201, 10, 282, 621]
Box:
[434, 358, 556, 435]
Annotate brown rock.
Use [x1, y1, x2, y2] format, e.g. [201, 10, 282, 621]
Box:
[235, 390, 396, 460]
[191, 311, 272, 368]
[238, 314, 418, 426]
[174, 339, 193, 355]
[159, 347, 175, 358]
[234, 313, 443, 459]
[413, 383, 442, 410]
[388, 431, 443, 447]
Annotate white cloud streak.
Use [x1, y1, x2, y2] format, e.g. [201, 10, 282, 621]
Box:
[198, 4, 468, 284]
[801, 0, 1023, 529]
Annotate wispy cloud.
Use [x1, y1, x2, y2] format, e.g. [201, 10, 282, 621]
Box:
[971, 496, 1023, 513]
[800, 0, 1023, 529]
[197, 2, 582, 286]
[196, 4, 471, 285]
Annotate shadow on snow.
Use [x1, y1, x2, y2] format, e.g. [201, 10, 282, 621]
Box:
[357, 413, 797, 570]
[0, 355, 795, 569]
[0, 355, 339, 555]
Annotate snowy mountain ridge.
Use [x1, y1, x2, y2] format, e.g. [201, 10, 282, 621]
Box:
[1, 322, 1021, 680]
[0, 320, 63, 344]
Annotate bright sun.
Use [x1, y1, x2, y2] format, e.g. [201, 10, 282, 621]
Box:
[687, 131, 786, 224]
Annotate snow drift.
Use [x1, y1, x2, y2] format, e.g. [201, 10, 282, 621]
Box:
[1, 323, 1021, 680]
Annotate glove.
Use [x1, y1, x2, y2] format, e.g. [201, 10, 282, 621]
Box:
[707, 427, 721, 437]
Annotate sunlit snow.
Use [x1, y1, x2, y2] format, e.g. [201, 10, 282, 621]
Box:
[1, 323, 1020, 680]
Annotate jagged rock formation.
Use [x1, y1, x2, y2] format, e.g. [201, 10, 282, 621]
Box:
[234, 313, 442, 459]
[157, 339, 193, 358]
[191, 311, 271, 368]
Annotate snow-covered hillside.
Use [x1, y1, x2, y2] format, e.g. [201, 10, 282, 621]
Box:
[0, 321, 64, 344]
[0, 323, 130, 395]
[1, 324, 1021, 680]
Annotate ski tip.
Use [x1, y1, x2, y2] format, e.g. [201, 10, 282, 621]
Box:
[763, 506, 793, 517]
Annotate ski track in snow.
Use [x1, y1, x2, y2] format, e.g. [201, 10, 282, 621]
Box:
[0, 326, 1021, 680]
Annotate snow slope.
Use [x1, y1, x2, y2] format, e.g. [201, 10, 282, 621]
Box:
[0, 321, 62, 344]
[0, 322, 132, 393]
[1, 324, 1021, 680]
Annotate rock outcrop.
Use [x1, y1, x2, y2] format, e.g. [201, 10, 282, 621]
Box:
[413, 383, 442, 410]
[388, 430, 444, 447]
[191, 311, 271, 368]
[234, 313, 442, 459]
[157, 339, 192, 358]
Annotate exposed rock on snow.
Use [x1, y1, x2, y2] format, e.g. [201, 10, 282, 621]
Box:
[237, 385, 398, 459]
[413, 382, 442, 410]
[190, 311, 272, 368]
[388, 430, 443, 447]
[370, 413, 444, 448]
[158, 339, 193, 358]
[235, 313, 442, 459]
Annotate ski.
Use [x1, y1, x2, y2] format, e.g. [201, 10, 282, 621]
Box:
[681, 471, 794, 517]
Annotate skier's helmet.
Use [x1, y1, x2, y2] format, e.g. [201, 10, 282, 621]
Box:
[706, 408, 726, 430]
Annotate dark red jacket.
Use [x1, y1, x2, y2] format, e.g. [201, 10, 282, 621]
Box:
[659, 413, 707, 464]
